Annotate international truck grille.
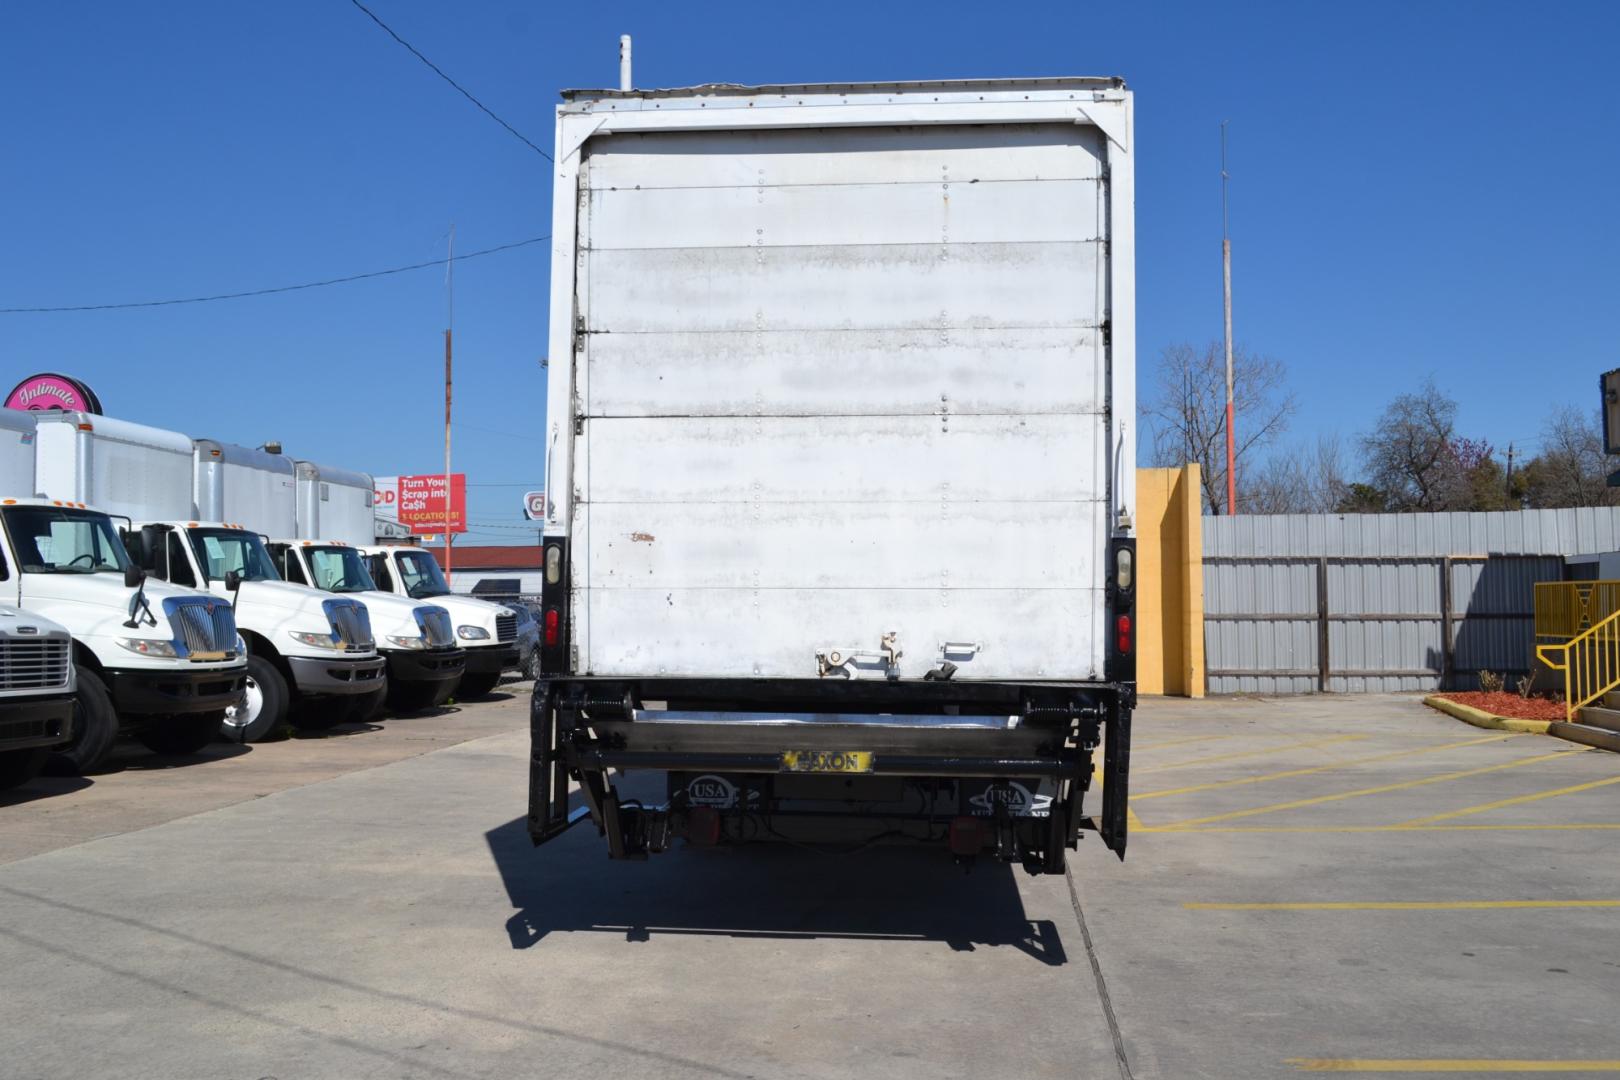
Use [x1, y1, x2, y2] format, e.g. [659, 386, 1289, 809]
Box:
[322, 600, 374, 649]
[418, 607, 454, 649]
[163, 597, 239, 657]
[0, 637, 71, 691]
[496, 613, 517, 643]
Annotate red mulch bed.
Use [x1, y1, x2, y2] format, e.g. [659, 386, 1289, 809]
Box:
[1433, 692, 1566, 721]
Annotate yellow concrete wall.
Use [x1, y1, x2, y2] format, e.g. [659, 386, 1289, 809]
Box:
[1135, 465, 1205, 697]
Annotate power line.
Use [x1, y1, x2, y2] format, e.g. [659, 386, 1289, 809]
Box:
[348, 0, 552, 162]
[1, 235, 549, 314]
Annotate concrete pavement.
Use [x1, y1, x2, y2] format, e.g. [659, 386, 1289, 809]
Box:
[2, 691, 1618, 1078]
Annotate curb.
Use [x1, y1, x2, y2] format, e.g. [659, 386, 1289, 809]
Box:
[1422, 695, 1552, 735]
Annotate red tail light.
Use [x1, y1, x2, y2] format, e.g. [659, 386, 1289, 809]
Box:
[1117, 614, 1132, 654]
[544, 608, 560, 646]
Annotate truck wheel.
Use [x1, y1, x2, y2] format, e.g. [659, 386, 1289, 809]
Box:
[221, 654, 288, 744]
[0, 747, 49, 791]
[455, 671, 501, 700]
[49, 670, 119, 775]
[136, 712, 223, 757]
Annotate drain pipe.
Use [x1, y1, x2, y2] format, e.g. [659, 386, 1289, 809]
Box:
[619, 34, 632, 91]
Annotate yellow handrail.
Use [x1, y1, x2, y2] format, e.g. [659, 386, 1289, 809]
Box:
[1535, 606, 1620, 721]
[1535, 581, 1620, 640]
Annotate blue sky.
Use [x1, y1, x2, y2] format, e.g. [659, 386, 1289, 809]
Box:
[2, 1, 1616, 538]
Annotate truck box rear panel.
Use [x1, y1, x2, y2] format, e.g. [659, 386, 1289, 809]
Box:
[567, 118, 1115, 682]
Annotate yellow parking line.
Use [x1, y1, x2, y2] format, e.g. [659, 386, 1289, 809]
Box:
[1135, 733, 1518, 802]
[1134, 733, 1237, 752]
[1287, 1059, 1620, 1072]
[1152, 749, 1582, 830]
[1138, 822, 1620, 834]
[1137, 734, 1370, 775]
[1399, 774, 1620, 826]
[1190, 899, 1620, 911]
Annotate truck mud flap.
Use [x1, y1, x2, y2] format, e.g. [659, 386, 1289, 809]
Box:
[1099, 698, 1131, 859]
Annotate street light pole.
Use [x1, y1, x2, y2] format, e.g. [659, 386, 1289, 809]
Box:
[1221, 122, 1237, 515]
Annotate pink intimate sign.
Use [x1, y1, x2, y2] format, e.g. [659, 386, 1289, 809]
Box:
[4, 373, 102, 414]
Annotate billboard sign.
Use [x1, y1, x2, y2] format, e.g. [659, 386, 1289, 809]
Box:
[522, 490, 546, 520]
[374, 473, 467, 534]
[5, 372, 103, 414]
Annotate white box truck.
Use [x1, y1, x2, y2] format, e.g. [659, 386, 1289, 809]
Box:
[33, 414, 385, 742]
[267, 539, 466, 712]
[10, 411, 245, 770]
[0, 605, 76, 791]
[530, 76, 1137, 873]
[294, 460, 375, 546]
[359, 544, 521, 699]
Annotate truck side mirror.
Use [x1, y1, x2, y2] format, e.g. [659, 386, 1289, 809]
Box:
[224, 570, 242, 591]
[124, 564, 145, 589]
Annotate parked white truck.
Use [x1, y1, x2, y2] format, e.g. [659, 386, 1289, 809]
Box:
[360, 544, 520, 700]
[529, 76, 1137, 873]
[32, 415, 387, 742]
[268, 540, 466, 711]
[9, 411, 246, 770]
[0, 605, 76, 791]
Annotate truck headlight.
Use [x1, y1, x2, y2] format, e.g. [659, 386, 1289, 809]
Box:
[235, 633, 247, 656]
[457, 625, 490, 641]
[386, 634, 428, 650]
[289, 630, 345, 650]
[118, 638, 179, 658]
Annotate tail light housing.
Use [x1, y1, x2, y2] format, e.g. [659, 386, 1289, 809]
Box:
[538, 537, 571, 673]
[1107, 537, 1136, 685]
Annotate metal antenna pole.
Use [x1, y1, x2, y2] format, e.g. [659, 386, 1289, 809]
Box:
[1221, 121, 1236, 515]
[444, 225, 454, 576]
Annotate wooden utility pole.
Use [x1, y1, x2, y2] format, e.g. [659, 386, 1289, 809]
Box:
[1222, 121, 1236, 515]
[444, 226, 455, 577]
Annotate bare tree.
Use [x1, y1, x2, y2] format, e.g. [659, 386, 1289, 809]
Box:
[1359, 378, 1459, 510]
[1140, 342, 1297, 514]
[1519, 407, 1620, 508]
[1245, 435, 1352, 514]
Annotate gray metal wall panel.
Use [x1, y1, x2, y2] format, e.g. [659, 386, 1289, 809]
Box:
[1202, 510, 1618, 695]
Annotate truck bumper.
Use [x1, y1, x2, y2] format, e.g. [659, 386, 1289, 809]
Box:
[529, 676, 1133, 874]
[0, 694, 75, 752]
[104, 666, 246, 717]
[462, 643, 520, 675]
[383, 647, 465, 685]
[287, 654, 387, 697]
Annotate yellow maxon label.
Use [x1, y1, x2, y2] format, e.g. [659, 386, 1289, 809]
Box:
[780, 750, 874, 774]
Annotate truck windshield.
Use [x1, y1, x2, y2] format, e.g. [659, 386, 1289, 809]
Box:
[395, 550, 450, 598]
[305, 546, 376, 593]
[1, 506, 131, 574]
[187, 528, 280, 584]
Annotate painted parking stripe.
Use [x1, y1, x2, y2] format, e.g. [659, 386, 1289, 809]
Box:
[1136, 734, 1370, 775]
[1135, 733, 1519, 802]
[1189, 899, 1620, 911]
[1287, 1059, 1620, 1072]
[1152, 749, 1585, 830]
[1397, 774, 1620, 826]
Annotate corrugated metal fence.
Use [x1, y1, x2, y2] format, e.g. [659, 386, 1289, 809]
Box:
[1203, 509, 1620, 694]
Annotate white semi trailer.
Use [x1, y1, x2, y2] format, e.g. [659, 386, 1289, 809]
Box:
[530, 75, 1138, 872]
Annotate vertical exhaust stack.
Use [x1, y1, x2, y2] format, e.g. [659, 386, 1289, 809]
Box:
[619, 34, 632, 91]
